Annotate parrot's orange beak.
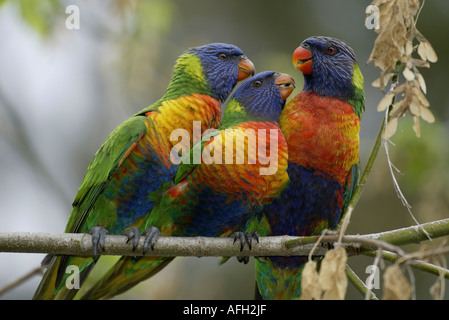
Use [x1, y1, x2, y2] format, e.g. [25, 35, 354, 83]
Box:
[274, 73, 296, 100]
[293, 46, 313, 75]
[237, 56, 255, 81]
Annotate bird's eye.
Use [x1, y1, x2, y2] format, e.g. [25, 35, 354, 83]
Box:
[327, 46, 335, 54]
[253, 80, 262, 88]
[218, 53, 227, 60]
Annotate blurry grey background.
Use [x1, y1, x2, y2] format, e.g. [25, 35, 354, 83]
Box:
[0, 0, 448, 299]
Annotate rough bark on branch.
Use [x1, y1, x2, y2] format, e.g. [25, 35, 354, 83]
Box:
[0, 231, 330, 257]
[1, 218, 448, 258]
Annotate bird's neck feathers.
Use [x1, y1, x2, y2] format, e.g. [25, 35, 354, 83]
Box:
[347, 63, 365, 119]
[303, 62, 364, 118]
[220, 99, 251, 129]
[162, 53, 213, 101]
[220, 98, 283, 129]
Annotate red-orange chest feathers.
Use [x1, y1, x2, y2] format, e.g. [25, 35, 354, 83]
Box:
[281, 91, 360, 186]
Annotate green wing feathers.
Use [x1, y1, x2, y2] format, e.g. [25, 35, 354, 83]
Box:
[65, 116, 147, 234]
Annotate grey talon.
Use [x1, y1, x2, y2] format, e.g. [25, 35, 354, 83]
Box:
[142, 226, 161, 253]
[123, 227, 141, 251]
[89, 226, 109, 260]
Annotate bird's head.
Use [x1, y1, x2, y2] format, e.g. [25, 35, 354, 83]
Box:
[184, 43, 255, 101]
[228, 71, 295, 123]
[292, 36, 362, 101]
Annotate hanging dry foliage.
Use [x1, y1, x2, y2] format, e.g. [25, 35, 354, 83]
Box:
[299, 260, 322, 300]
[367, 0, 438, 139]
[300, 247, 348, 300]
[382, 264, 412, 300]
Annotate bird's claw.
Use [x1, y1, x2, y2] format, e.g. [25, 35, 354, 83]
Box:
[246, 231, 260, 250]
[237, 256, 250, 264]
[233, 232, 246, 251]
[89, 226, 109, 260]
[122, 227, 141, 251]
[233, 231, 260, 250]
[142, 226, 161, 254]
[232, 231, 260, 264]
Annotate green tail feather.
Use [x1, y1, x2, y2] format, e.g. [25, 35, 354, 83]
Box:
[78, 256, 174, 300]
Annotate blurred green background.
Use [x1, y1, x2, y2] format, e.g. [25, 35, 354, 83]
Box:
[0, 0, 447, 300]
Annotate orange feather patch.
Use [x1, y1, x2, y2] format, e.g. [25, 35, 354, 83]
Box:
[281, 91, 360, 186]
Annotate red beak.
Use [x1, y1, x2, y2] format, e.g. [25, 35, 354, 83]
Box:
[292, 46, 313, 75]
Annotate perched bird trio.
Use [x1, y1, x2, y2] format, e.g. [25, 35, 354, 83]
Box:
[33, 36, 364, 300]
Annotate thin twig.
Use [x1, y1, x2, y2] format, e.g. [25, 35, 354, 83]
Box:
[381, 78, 432, 241]
[362, 250, 449, 279]
[286, 218, 449, 250]
[0, 266, 45, 296]
[345, 265, 378, 300]
[365, 248, 383, 300]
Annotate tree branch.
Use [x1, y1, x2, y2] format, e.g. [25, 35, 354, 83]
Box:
[1, 218, 448, 258]
[0, 231, 331, 257]
[362, 250, 449, 279]
[284, 218, 449, 251]
[1, 219, 449, 299]
[0, 266, 45, 296]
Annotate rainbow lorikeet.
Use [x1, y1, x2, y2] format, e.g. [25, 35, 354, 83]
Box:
[77, 71, 295, 300]
[33, 43, 254, 300]
[250, 36, 365, 299]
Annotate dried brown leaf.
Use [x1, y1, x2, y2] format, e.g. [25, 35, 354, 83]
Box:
[402, 67, 415, 81]
[412, 85, 429, 107]
[392, 83, 407, 95]
[390, 99, 404, 116]
[425, 243, 447, 300]
[377, 92, 395, 111]
[399, 0, 420, 21]
[429, 278, 444, 300]
[419, 106, 435, 123]
[318, 247, 348, 300]
[382, 264, 412, 300]
[409, 97, 421, 117]
[412, 58, 431, 68]
[372, 0, 389, 7]
[300, 261, 322, 300]
[367, 0, 408, 71]
[416, 72, 427, 94]
[417, 41, 427, 61]
[369, 0, 436, 137]
[405, 40, 413, 56]
[372, 72, 394, 91]
[423, 41, 438, 63]
[413, 116, 421, 137]
[383, 116, 399, 139]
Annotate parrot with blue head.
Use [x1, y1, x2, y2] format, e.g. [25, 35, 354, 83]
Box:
[78, 70, 295, 300]
[251, 36, 364, 299]
[33, 43, 254, 300]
